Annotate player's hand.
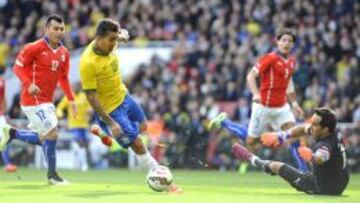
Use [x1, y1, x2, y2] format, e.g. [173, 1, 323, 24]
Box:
[109, 120, 122, 137]
[69, 101, 78, 119]
[298, 146, 313, 162]
[28, 83, 41, 95]
[292, 102, 305, 119]
[252, 93, 261, 103]
[118, 29, 129, 42]
[260, 132, 281, 148]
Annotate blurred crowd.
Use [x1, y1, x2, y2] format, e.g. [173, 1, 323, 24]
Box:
[0, 0, 359, 171]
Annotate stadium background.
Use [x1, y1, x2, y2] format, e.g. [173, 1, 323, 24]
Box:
[0, 0, 359, 173]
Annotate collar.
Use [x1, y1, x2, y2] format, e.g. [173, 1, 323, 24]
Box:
[43, 36, 62, 49]
[275, 49, 289, 60]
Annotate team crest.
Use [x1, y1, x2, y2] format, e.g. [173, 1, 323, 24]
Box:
[61, 54, 65, 62]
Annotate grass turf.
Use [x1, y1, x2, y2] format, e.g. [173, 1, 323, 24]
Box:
[0, 168, 359, 203]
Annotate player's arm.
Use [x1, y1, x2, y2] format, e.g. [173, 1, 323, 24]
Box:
[58, 52, 75, 102]
[247, 56, 272, 103]
[84, 90, 113, 124]
[246, 67, 260, 103]
[261, 124, 310, 147]
[84, 89, 122, 136]
[58, 51, 77, 118]
[298, 145, 331, 164]
[13, 44, 40, 95]
[56, 97, 68, 118]
[287, 79, 304, 118]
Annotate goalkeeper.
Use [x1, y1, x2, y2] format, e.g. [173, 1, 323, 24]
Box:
[232, 108, 349, 195]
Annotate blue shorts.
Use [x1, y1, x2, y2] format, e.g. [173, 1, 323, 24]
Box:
[69, 128, 88, 143]
[96, 94, 146, 148]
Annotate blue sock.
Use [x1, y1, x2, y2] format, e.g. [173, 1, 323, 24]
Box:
[1, 146, 11, 165]
[14, 129, 42, 145]
[221, 119, 248, 141]
[290, 140, 309, 172]
[42, 140, 57, 173]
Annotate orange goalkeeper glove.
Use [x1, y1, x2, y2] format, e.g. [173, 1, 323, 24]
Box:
[298, 146, 313, 162]
[260, 132, 281, 148]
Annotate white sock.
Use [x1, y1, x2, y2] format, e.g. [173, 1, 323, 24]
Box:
[78, 148, 88, 171]
[250, 155, 259, 166]
[136, 151, 158, 170]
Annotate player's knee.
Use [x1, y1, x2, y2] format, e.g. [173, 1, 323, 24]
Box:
[44, 127, 59, 140]
[131, 137, 146, 155]
[268, 161, 284, 174]
[140, 122, 148, 132]
[246, 136, 257, 146]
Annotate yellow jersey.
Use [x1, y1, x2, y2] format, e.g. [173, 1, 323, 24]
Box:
[79, 41, 127, 113]
[56, 92, 92, 129]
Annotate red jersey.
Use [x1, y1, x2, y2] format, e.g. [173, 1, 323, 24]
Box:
[0, 77, 5, 115]
[13, 38, 74, 106]
[255, 51, 296, 107]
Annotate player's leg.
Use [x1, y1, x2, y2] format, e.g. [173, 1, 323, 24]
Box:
[2, 145, 17, 172]
[74, 128, 89, 171]
[0, 123, 42, 150]
[123, 94, 182, 193]
[232, 142, 317, 194]
[208, 112, 248, 141]
[22, 103, 67, 184]
[246, 103, 269, 151]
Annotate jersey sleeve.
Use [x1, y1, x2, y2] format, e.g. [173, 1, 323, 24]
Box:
[13, 44, 36, 86]
[79, 59, 97, 90]
[254, 55, 273, 74]
[314, 140, 333, 160]
[59, 51, 74, 101]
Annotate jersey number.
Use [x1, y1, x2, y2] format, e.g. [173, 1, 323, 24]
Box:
[339, 143, 347, 169]
[36, 110, 46, 121]
[51, 60, 59, 71]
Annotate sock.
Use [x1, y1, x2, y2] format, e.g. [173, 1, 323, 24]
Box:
[290, 141, 309, 172]
[249, 155, 267, 169]
[136, 151, 158, 170]
[78, 147, 88, 171]
[13, 129, 42, 145]
[42, 140, 57, 173]
[1, 146, 11, 165]
[221, 119, 248, 141]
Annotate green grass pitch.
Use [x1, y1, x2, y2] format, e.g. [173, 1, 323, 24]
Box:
[0, 168, 359, 203]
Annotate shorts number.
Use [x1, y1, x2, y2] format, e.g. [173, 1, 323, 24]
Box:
[36, 110, 46, 121]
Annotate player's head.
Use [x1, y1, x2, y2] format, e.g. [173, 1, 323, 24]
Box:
[310, 108, 337, 138]
[45, 14, 65, 46]
[276, 28, 296, 55]
[94, 19, 120, 55]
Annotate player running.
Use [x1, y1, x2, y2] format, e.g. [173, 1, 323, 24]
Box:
[0, 15, 76, 184]
[0, 76, 17, 172]
[209, 28, 307, 170]
[57, 82, 92, 171]
[79, 18, 181, 192]
[232, 108, 349, 195]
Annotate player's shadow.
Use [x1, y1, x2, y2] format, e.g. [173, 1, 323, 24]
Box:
[7, 184, 49, 190]
[67, 191, 147, 198]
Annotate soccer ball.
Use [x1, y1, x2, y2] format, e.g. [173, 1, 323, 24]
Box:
[146, 165, 173, 192]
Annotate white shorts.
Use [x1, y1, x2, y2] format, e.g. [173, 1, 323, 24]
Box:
[248, 103, 295, 138]
[0, 116, 6, 125]
[21, 103, 58, 135]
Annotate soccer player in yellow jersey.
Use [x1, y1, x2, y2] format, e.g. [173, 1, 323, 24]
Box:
[79, 19, 181, 192]
[57, 82, 92, 171]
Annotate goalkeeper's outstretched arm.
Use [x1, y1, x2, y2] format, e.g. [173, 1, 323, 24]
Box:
[261, 124, 310, 147]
